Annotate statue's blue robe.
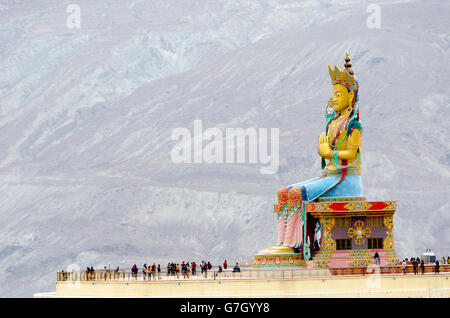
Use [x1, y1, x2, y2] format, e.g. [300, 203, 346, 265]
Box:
[287, 169, 363, 202]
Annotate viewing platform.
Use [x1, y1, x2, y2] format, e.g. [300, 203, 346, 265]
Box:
[36, 265, 450, 298]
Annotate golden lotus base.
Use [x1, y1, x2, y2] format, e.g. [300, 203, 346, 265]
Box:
[252, 253, 306, 267]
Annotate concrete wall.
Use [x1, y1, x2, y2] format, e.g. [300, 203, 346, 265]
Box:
[55, 274, 450, 298]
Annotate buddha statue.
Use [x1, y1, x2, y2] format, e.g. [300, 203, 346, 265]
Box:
[260, 52, 363, 255]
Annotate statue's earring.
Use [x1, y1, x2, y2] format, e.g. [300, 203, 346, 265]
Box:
[327, 98, 334, 114]
[348, 91, 355, 107]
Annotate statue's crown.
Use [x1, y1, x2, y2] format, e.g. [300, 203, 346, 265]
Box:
[328, 51, 357, 92]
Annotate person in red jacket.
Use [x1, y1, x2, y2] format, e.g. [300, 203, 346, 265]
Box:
[192, 262, 197, 276]
[223, 260, 228, 270]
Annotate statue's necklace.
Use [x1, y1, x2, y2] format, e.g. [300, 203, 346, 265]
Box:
[329, 108, 352, 147]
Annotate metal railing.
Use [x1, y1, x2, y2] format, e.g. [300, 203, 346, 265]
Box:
[328, 264, 449, 276]
[57, 267, 332, 282]
[56, 265, 449, 282]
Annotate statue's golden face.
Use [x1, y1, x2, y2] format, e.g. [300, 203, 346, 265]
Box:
[332, 84, 354, 112]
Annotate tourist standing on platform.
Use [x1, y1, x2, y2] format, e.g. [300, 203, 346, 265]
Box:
[223, 260, 228, 270]
[157, 264, 161, 279]
[420, 259, 425, 274]
[442, 257, 446, 265]
[176, 264, 180, 279]
[192, 262, 197, 276]
[435, 261, 440, 274]
[215, 266, 222, 279]
[401, 259, 407, 275]
[233, 263, 240, 272]
[131, 264, 138, 280]
[142, 265, 147, 280]
[447, 256, 450, 265]
[412, 259, 418, 275]
[203, 263, 208, 278]
[181, 262, 186, 277]
[172, 263, 176, 276]
[151, 264, 156, 280]
[374, 252, 380, 265]
[149, 266, 152, 280]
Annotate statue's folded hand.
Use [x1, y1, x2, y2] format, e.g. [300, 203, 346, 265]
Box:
[318, 132, 332, 159]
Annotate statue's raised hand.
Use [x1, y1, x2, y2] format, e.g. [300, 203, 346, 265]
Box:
[317, 132, 332, 159]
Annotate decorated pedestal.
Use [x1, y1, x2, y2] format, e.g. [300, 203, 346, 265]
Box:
[253, 197, 399, 268]
[252, 254, 306, 267]
[307, 197, 398, 268]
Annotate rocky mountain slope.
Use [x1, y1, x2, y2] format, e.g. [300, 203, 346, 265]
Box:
[0, 0, 448, 296]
